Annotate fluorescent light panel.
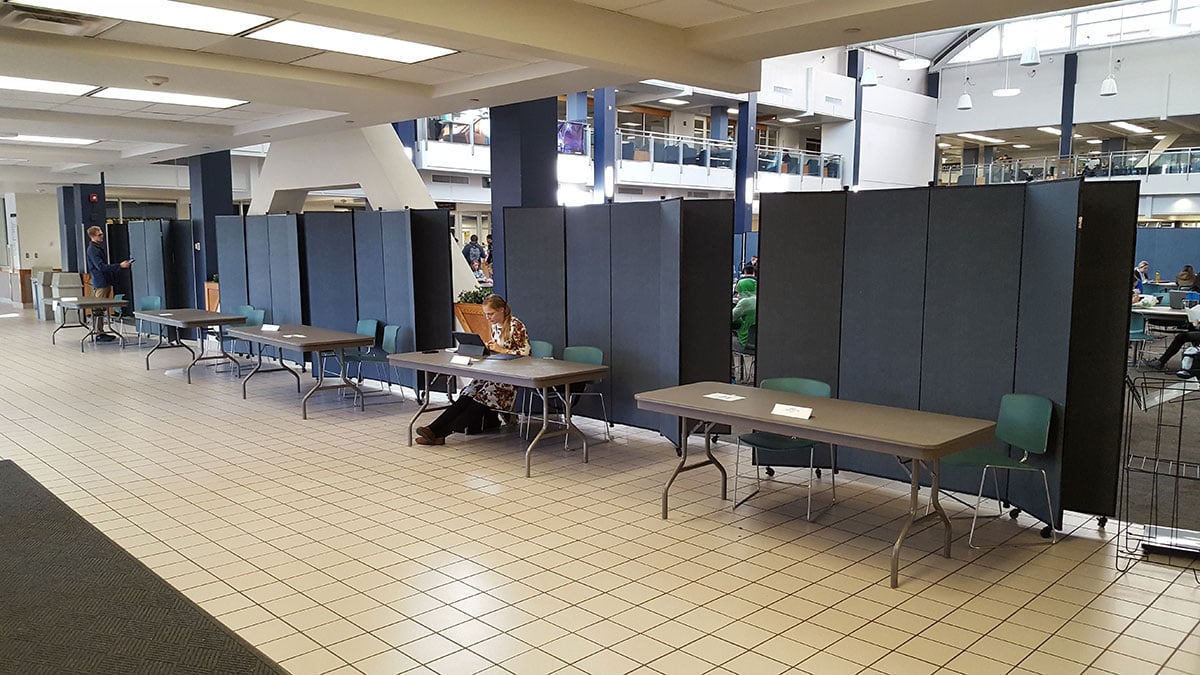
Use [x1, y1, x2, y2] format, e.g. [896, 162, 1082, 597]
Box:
[92, 87, 246, 109]
[1, 134, 98, 145]
[0, 75, 96, 96]
[777, 117, 800, 123]
[959, 132, 1006, 144]
[19, 0, 271, 35]
[1013, 144, 1031, 149]
[1112, 120, 1153, 134]
[659, 98, 689, 106]
[1086, 139, 1103, 145]
[1038, 126, 1062, 135]
[248, 20, 455, 64]
[937, 142, 951, 148]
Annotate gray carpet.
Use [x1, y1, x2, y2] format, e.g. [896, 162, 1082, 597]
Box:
[0, 460, 288, 675]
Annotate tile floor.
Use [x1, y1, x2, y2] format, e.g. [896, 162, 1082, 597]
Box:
[1, 310, 1198, 675]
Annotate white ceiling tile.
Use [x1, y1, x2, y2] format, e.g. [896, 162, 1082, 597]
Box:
[96, 23, 228, 51]
[0, 91, 79, 104]
[374, 64, 466, 86]
[289, 52, 398, 75]
[715, 0, 805, 11]
[123, 111, 193, 122]
[0, 99, 55, 111]
[575, 0, 650, 10]
[200, 37, 323, 63]
[50, 104, 136, 117]
[622, 0, 748, 28]
[419, 51, 527, 76]
[141, 103, 231, 116]
[63, 98, 151, 112]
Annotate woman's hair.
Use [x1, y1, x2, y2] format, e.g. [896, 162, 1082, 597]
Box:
[483, 294, 513, 343]
[1185, 265, 1194, 273]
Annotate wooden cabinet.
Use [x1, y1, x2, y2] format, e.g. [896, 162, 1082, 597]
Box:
[453, 302, 491, 340]
[204, 281, 220, 311]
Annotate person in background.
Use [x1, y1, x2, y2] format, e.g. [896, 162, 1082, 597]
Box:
[84, 225, 131, 343]
[731, 278, 757, 384]
[462, 234, 486, 266]
[1135, 260, 1152, 285]
[1177, 265, 1197, 291]
[416, 295, 530, 444]
[1143, 321, 1200, 370]
[733, 262, 756, 295]
[471, 259, 491, 285]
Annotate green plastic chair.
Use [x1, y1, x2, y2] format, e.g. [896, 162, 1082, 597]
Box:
[942, 394, 1057, 548]
[521, 340, 556, 430]
[1128, 313, 1162, 365]
[733, 377, 836, 520]
[559, 345, 612, 440]
[134, 295, 162, 345]
[108, 293, 128, 335]
[530, 340, 553, 358]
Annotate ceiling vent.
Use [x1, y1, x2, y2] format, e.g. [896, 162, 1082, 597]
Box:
[0, 4, 117, 37]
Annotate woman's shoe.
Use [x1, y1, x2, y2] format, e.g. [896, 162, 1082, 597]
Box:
[416, 436, 444, 445]
[416, 426, 436, 441]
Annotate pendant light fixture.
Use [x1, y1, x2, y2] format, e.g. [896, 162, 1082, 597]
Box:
[898, 34, 930, 70]
[1020, 44, 1041, 67]
[1101, 19, 1122, 97]
[861, 66, 878, 87]
[992, 59, 1020, 97]
[956, 64, 973, 110]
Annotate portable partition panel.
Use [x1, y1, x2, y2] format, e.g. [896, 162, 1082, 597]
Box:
[679, 201, 735, 387]
[504, 206, 567, 352]
[836, 188, 930, 481]
[267, 214, 306, 364]
[409, 209, 454, 353]
[126, 220, 150, 303]
[164, 220, 197, 312]
[565, 204, 613, 421]
[104, 222, 133, 305]
[127, 220, 168, 311]
[352, 210, 387, 332]
[303, 212, 359, 378]
[756, 192, 846, 392]
[214, 215, 248, 311]
[244, 215, 273, 322]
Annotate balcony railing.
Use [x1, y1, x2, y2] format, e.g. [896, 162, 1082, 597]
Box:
[940, 147, 1200, 186]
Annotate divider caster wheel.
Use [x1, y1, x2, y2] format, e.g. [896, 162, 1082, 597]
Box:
[765, 467, 775, 477]
[1097, 516, 1108, 528]
[1040, 526, 1053, 539]
[1009, 508, 1021, 520]
[815, 468, 822, 478]
[1002, 500, 1011, 509]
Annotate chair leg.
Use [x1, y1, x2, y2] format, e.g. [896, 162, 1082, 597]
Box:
[599, 394, 613, 440]
[968, 466, 991, 549]
[1039, 469, 1059, 544]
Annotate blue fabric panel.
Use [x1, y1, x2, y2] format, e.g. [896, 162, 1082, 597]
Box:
[244, 216, 273, 323]
[214, 215, 248, 310]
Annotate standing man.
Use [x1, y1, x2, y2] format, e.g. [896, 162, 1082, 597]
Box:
[85, 225, 130, 342]
[462, 234, 486, 266]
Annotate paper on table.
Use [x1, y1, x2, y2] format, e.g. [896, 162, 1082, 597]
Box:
[261, 324, 280, 332]
[450, 355, 473, 365]
[771, 403, 813, 420]
[704, 392, 745, 401]
[1187, 305, 1200, 323]
[159, 313, 173, 316]
[283, 334, 307, 338]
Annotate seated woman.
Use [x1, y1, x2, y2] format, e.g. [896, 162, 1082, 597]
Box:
[416, 294, 530, 444]
[1177, 264, 1197, 291]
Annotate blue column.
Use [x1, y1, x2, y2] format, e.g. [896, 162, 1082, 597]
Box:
[593, 87, 617, 204]
[566, 92, 588, 123]
[189, 151, 234, 308]
[1060, 53, 1078, 157]
[734, 94, 757, 234]
[392, 120, 417, 149]
[709, 106, 728, 141]
[847, 49, 864, 187]
[489, 98, 558, 297]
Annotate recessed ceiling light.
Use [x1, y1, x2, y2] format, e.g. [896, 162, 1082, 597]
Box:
[1013, 144, 1031, 149]
[1086, 139, 1103, 145]
[959, 132, 1007, 144]
[1073, 133, 1083, 138]
[659, 98, 689, 106]
[778, 117, 800, 123]
[620, 122, 640, 126]
[92, 87, 246, 109]
[726, 107, 738, 114]
[1154, 134, 1167, 140]
[992, 87, 1021, 97]
[1111, 120, 1154, 134]
[1, 134, 98, 145]
[18, 0, 271, 35]
[247, 20, 455, 64]
[1037, 126, 1062, 135]
[937, 142, 951, 148]
[0, 75, 96, 96]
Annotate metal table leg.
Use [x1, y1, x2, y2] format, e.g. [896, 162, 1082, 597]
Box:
[661, 418, 727, 519]
[241, 342, 301, 400]
[890, 457, 952, 588]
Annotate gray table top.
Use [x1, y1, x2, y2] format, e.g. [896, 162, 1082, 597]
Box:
[57, 297, 127, 309]
[1133, 306, 1190, 319]
[134, 309, 248, 328]
[389, 350, 608, 388]
[224, 324, 375, 352]
[636, 381, 996, 460]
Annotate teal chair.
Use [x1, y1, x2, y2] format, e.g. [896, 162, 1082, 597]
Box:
[558, 346, 612, 441]
[530, 340, 553, 358]
[941, 394, 1057, 548]
[218, 305, 259, 367]
[134, 295, 162, 345]
[108, 293, 128, 335]
[733, 378, 835, 520]
[1128, 313, 1162, 365]
[342, 321, 408, 401]
[521, 341, 556, 432]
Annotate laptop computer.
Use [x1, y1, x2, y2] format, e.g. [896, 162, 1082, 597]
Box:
[451, 332, 521, 360]
[1170, 290, 1189, 309]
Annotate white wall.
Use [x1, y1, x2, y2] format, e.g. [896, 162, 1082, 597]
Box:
[864, 51, 928, 95]
[936, 34, 1200, 135]
[11, 193, 58, 268]
[859, 86, 938, 189]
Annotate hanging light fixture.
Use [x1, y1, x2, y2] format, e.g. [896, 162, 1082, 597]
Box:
[861, 67, 878, 87]
[1101, 19, 1122, 97]
[992, 59, 1020, 97]
[898, 34, 930, 70]
[956, 65, 973, 110]
[1020, 44, 1041, 67]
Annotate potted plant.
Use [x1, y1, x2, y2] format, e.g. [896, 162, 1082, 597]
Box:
[453, 288, 494, 339]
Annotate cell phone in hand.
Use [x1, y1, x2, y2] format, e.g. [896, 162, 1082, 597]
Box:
[128, 258, 136, 263]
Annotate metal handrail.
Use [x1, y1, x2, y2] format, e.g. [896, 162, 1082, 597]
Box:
[941, 147, 1200, 186]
